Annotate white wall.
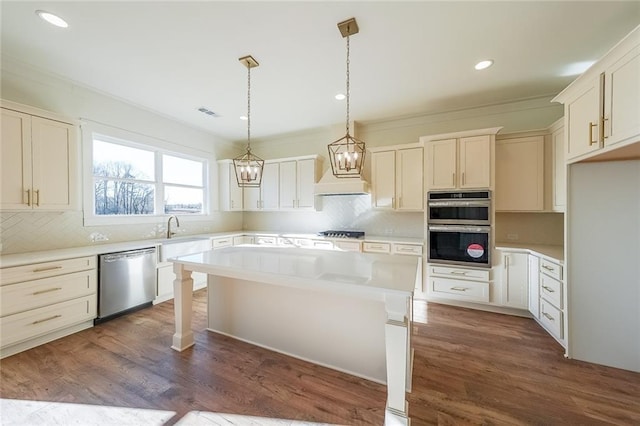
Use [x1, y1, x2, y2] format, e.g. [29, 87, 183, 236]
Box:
[1, 56, 242, 254]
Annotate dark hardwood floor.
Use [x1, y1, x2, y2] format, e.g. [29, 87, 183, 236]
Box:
[1, 290, 639, 425]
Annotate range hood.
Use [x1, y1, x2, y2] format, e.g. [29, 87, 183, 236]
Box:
[314, 168, 370, 195]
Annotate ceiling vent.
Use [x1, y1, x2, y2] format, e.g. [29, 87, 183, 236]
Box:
[197, 107, 219, 117]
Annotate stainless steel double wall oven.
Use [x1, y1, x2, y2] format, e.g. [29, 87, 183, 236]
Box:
[426, 190, 492, 267]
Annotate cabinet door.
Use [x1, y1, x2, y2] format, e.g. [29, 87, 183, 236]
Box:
[296, 159, 316, 209]
[501, 252, 529, 309]
[495, 136, 544, 211]
[31, 117, 76, 210]
[528, 255, 540, 318]
[425, 139, 457, 190]
[279, 160, 297, 209]
[551, 126, 566, 212]
[459, 135, 491, 189]
[566, 75, 602, 160]
[371, 150, 396, 209]
[261, 162, 280, 210]
[243, 187, 261, 211]
[604, 45, 640, 147]
[1, 109, 32, 209]
[228, 165, 243, 211]
[396, 147, 424, 211]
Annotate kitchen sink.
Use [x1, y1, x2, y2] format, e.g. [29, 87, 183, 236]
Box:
[159, 237, 212, 262]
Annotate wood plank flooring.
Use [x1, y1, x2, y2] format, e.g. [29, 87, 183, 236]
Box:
[1, 290, 639, 425]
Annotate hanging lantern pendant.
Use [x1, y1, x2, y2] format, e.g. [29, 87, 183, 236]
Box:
[328, 18, 366, 178]
[233, 55, 264, 187]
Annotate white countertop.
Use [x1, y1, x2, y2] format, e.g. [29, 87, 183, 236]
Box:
[495, 242, 564, 263]
[172, 245, 419, 297]
[0, 231, 424, 268]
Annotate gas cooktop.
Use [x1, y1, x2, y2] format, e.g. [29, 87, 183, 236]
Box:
[317, 230, 365, 239]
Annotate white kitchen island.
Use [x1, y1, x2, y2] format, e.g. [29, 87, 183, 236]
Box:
[170, 245, 419, 425]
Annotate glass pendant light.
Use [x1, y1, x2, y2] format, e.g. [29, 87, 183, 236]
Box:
[328, 18, 366, 178]
[233, 55, 264, 187]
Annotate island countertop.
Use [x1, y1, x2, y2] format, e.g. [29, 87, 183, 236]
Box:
[171, 245, 419, 297]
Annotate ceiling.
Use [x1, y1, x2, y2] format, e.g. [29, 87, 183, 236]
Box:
[2, 1, 639, 142]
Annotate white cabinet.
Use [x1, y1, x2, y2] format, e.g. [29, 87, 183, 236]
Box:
[0, 256, 97, 358]
[550, 119, 566, 212]
[279, 156, 319, 210]
[426, 264, 491, 303]
[497, 251, 529, 309]
[370, 145, 424, 211]
[1, 103, 78, 211]
[422, 128, 501, 191]
[553, 26, 640, 163]
[218, 160, 243, 211]
[243, 161, 279, 211]
[538, 258, 565, 345]
[495, 135, 544, 211]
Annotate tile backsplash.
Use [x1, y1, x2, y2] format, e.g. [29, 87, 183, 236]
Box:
[243, 194, 424, 238]
[0, 211, 243, 254]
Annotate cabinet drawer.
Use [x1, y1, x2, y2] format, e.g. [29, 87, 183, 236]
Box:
[1, 256, 96, 286]
[430, 277, 489, 303]
[212, 238, 232, 249]
[1, 270, 97, 317]
[333, 241, 362, 252]
[539, 299, 563, 340]
[540, 274, 563, 309]
[363, 242, 391, 254]
[277, 237, 296, 247]
[540, 259, 563, 280]
[255, 236, 277, 246]
[392, 244, 422, 256]
[312, 240, 334, 250]
[428, 264, 490, 281]
[294, 238, 313, 248]
[0, 295, 97, 348]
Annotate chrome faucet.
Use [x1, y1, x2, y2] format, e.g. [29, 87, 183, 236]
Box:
[167, 215, 180, 239]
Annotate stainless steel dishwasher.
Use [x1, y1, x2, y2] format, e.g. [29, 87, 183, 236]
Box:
[96, 247, 157, 324]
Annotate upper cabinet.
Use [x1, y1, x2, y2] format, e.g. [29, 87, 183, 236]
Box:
[218, 160, 243, 211]
[244, 161, 279, 211]
[421, 127, 502, 191]
[495, 135, 544, 211]
[553, 25, 640, 163]
[1, 102, 78, 211]
[369, 144, 423, 211]
[279, 156, 319, 210]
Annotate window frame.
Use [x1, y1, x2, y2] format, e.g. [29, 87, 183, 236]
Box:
[82, 122, 214, 226]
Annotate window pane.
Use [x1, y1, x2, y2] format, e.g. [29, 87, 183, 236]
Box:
[93, 140, 154, 180]
[164, 186, 203, 214]
[94, 180, 155, 215]
[163, 155, 203, 186]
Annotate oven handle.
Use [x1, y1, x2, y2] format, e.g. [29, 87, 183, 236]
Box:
[427, 200, 490, 207]
[428, 225, 491, 233]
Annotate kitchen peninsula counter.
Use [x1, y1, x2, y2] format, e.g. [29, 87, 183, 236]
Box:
[170, 245, 418, 425]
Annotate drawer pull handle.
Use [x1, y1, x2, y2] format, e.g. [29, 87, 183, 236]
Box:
[218, 240, 229, 244]
[32, 266, 63, 273]
[450, 271, 467, 275]
[542, 265, 555, 271]
[541, 285, 555, 293]
[398, 247, 416, 252]
[32, 314, 62, 325]
[450, 287, 468, 292]
[35, 189, 40, 207]
[542, 312, 555, 321]
[33, 287, 62, 295]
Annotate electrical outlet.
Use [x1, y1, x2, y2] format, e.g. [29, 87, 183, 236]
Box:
[507, 233, 519, 241]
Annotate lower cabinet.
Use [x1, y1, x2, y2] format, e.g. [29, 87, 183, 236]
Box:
[0, 256, 97, 358]
[537, 258, 565, 345]
[497, 250, 529, 309]
[427, 264, 491, 303]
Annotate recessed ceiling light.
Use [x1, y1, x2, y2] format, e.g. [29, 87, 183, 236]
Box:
[239, 116, 248, 121]
[475, 60, 494, 70]
[35, 10, 69, 28]
[335, 93, 346, 100]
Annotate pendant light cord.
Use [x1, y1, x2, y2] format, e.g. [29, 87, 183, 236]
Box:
[345, 34, 350, 136]
[247, 63, 251, 152]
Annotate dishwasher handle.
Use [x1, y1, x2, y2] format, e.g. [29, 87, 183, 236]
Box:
[101, 248, 156, 263]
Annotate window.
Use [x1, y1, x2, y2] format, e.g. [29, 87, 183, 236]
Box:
[85, 131, 209, 224]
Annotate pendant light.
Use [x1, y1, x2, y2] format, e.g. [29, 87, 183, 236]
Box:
[233, 55, 264, 187]
[328, 18, 366, 178]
